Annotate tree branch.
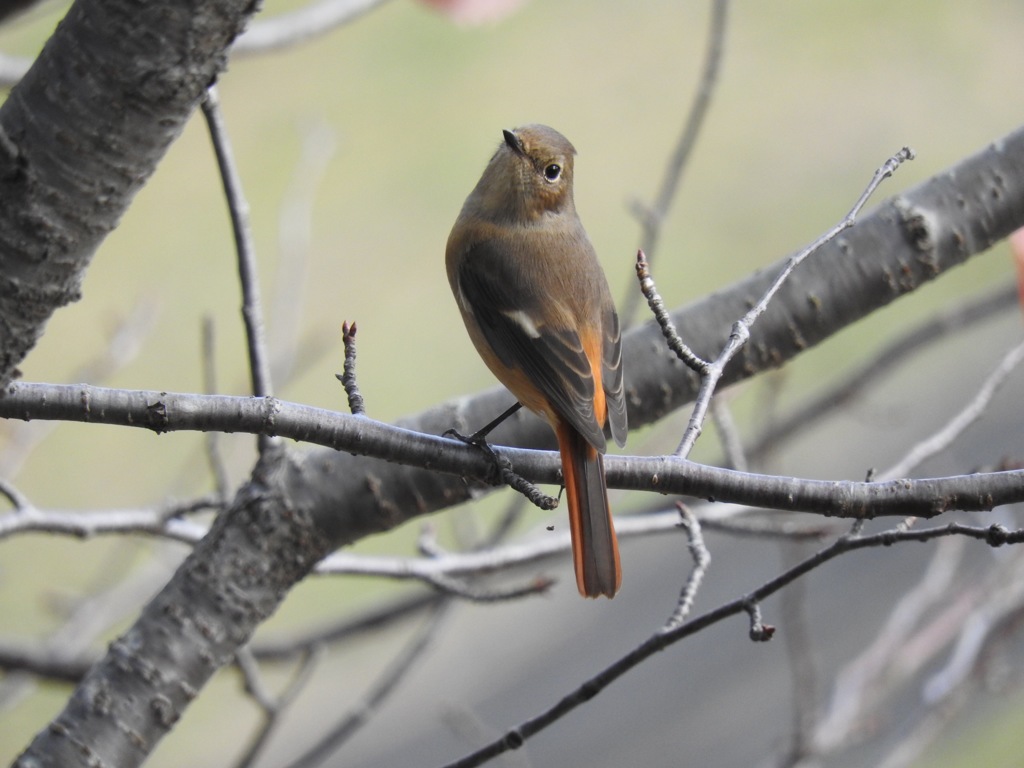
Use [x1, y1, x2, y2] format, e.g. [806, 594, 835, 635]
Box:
[13, 447, 328, 767]
[0, 0, 258, 386]
[2, 380, 1022, 530]
[441, 520, 1024, 767]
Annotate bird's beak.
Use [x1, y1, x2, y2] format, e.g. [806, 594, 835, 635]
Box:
[502, 129, 525, 156]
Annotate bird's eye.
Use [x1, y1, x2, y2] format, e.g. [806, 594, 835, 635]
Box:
[543, 163, 562, 182]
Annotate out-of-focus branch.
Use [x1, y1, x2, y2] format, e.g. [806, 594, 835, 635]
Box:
[271, 119, 337, 385]
[682, 148, 915, 456]
[622, 0, 730, 327]
[0, 0, 258, 386]
[878, 339, 1024, 481]
[201, 316, 232, 501]
[0, 0, 397, 88]
[441, 520, 1024, 768]
[811, 536, 966, 754]
[232, 645, 325, 768]
[0, 296, 157, 478]
[744, 280, 1019, 467]
[284, 603, 450, 768]
[233, 0, 394, 54]
[0, 494, 223, 543]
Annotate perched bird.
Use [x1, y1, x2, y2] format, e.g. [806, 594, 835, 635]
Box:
[446, 124, 627, 597]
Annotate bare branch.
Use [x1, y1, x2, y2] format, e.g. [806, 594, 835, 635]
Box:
[201, 86, 275, 413]
[812, 536, 966, 752]
[234, 0, 394, 54]
[0, 297, 156, 478]
[440, 521, 1024, 768]
[745, 280, 1019, 466]
[0, 0, 257, 386]
[661, 505, 711, 632]
[336, 321, 366, 415]
[234, 646, 276, 712]
[233, 646, 325, 768]
[201, 315, 232, 501]
[0, 494, 222, 543]
[622, 0, 731, 327]
[285, 603, 449, 768]
[1, 381, 1022, 523]
[671, 147, 915, 458]
[710, 395, 748, 472]
[878, 338, 1024, 481]
[635, 249, 706, 373]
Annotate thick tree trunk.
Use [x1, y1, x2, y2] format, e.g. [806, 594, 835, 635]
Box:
[0, 0, 257, 385]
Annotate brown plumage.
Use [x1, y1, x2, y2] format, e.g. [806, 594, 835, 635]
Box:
[446, 125, 627, 597]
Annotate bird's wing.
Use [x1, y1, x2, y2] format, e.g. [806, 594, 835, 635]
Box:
[455, 237, 607, 451]
[602, 303, 628, 448]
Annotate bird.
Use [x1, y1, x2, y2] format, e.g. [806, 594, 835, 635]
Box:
[445, 124, 627, 597]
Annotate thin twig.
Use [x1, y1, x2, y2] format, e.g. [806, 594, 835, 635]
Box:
[418, 523, 546, 598]
[313, 512, 691, 582]
[234, 646, 326, 768]
[812, 535, 965, 752]
[777, 541, 817, 765]
[201, 315, 231, 501]
[438, 519, 1021, 768]
[201, 86, 276, 443]
[635, 249, 706, 372]
[286, 602, 451, 768]
[0, 477, 30, 510]
[234, 0, 394, 54]
[416, 522, 554, 601]
[336, 321, 366, 415]
[696, 513, 837, 541]
[661, 504, 711, 632]
[423, 572, 553, 602]
[744, 600, 775, 642]
[671, 147, 915, 458]
[270, 119, 337, 384]
[0, 495, 222, 543]
[873, 338, 1024, 534]
[252, 592, 442, 661]
[0, 642, 90, 683]
[622, 0, 731, 327]
[234, 646, 276, 712]
[878, 338, 1024, 481]
[710, 395, 748, 472]
[744, 281, 1019, 465]
[0, 297, 157, 478]
[0, 500, 672, 585]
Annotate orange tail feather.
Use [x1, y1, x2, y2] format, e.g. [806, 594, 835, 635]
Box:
[556, 423, 621, 598]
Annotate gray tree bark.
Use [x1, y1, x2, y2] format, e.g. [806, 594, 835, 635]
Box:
[3, 0, 1024, 765]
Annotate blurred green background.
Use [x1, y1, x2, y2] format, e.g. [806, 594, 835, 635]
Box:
[0, 1, 1023, 765]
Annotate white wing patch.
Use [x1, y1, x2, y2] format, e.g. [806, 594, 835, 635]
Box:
[500, 309, 543, 338]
